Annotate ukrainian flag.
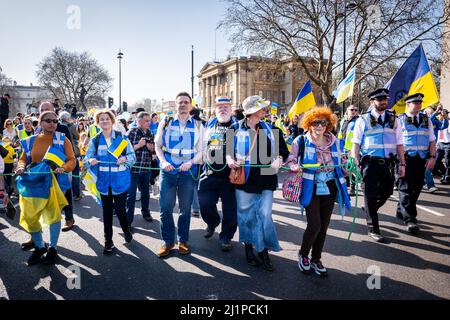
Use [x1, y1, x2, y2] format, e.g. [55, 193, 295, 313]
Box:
[271, 102, 279, 115]
[43, 146, 66, 168]
[83, 167, 102, 205]
[107, 136, 128, 159]
[17, 163, 67, 233]
[288, 80, 316, 119]
[385, 44, 439, 114]
[333, 67, 356, 104]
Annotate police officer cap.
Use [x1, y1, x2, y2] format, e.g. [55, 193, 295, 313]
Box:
[404, 93, 424, 103]
[368, 88, 390, 100]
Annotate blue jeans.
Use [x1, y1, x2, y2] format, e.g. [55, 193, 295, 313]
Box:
[159, 172, 196, 245]
[424, 168, 435, 188]
[126, 171, 152, 224]
[192, 183, 200, 212]
[236, 190, 281, 253]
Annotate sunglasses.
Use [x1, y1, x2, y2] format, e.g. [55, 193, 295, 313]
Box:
[349, 109, 358, 111]
[43, 119, 58, 124]
[311, 120, 329, 127]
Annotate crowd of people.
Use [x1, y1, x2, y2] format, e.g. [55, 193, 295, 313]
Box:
[0, 89, 448, 277]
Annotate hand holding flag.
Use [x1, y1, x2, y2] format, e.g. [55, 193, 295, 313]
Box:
[43, 146, 66, 168]
[107, 136, 128, 159]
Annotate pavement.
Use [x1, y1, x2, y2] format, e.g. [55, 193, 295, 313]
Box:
[0, 176, 449, 300]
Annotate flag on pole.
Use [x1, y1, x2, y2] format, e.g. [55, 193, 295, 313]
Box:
[107, 136, 128, 159]
[333, 67, 356, 104]
[271, 102, 279, 115]
[43, 146, 66, 168]
[385, 44, 439, 114]
[288, 80, 316, 119]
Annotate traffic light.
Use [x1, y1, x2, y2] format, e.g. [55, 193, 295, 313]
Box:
[123, 101, 128, 112]
[108, 97, 114, 108]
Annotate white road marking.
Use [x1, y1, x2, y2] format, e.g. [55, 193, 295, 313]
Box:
[390, 196, 445, 217]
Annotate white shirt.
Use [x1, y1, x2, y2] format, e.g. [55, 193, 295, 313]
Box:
[352, 110, 403, 145]
[437, 126, 450, 143]
[404, 112, 435, 143]
[2, 128, 17, 141]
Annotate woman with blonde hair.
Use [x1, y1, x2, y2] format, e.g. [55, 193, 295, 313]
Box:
[85, 110, 136, 254]
[287, 106, 351, 277]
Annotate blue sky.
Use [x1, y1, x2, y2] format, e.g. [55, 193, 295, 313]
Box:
[0, 0, 234, 105]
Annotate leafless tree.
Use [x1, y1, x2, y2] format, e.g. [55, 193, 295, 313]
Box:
[221, 0, 450, 104]
[36, 47, 113, 111]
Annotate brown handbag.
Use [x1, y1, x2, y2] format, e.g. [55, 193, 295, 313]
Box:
[229, 128, 259, 185]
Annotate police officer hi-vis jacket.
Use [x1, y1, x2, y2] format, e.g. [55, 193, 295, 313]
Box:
[396, 93, 436, 234]
[351, 88, 405, 243]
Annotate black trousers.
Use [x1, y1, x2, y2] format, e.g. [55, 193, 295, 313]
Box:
[396, 155, 427, 224]
[100, 189, 129, 243]
[361, 159, 394, 234]
[300, 181, 337, 261]
[198, 175, 237, 241]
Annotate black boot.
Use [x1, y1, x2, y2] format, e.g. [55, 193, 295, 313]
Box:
[258, 249, 274, 272]
[245, 244, 259, 266]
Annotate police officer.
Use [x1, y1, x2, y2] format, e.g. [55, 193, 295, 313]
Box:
[351, 88, 406, 243]
[396, 93, 436, 233]
[338, 105, 359, 195]
[199, 97, 238, 251]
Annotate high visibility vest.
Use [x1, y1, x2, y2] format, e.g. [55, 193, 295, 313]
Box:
[360, 111, 398, 158]
[91, 132, 131, 194]
[338, 116, 358, 152]
[162, 117, 201, 176]
[232, 120, 275, 183]
[399, 113, 430, 159]
[298, 135, 351, 212]
[89, 125, 100, 139]
[20, 132, 71, 192]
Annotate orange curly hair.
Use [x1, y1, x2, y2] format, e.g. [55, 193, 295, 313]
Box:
[300, 106, 338, 132]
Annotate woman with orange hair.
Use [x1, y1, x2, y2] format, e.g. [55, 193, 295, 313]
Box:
[287, 107, 351, 277]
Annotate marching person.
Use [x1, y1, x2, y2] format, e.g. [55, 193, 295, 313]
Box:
[20, 102, 76, 252]
[154, 92, 204, 257]
[126, 111, 155, 227]
[16, 111, 76, 265]
[351, 88, 405, 243]
[338, 105, 359, 195]
[227, 95, 289, 271]
[288, 106, 351, 277]
[85, 110, 136, 254]
[396, 93, 436, 233]
[199, 97, 238, 251]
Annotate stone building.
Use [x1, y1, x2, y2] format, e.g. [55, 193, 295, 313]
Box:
[197, 56, 324, 116]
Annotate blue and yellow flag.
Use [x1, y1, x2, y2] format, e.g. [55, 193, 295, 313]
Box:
[288, 80, 316, 119]
[271, 102, 279, 115]
[385, 44, 439, 114]
[43, 146, 66, 168]
[83, 168, 102, 205]
[333, 67, 356, 104]
[17, 163, 67, 233]
[107, 136, 128, 159]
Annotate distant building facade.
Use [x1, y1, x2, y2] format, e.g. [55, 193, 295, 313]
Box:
[6, 84, 53, 115]
[198, 56, 324, 116]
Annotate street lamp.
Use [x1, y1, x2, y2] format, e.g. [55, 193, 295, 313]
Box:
[117, 50, 124, 112]
[342, 1, 357, 116]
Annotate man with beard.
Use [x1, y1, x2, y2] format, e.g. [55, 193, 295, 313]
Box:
[351, 89, 405, 243]
[199, 97, 238, 251]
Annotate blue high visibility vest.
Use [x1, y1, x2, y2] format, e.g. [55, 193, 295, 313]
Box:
[399, 113, 430, 159]
[21, 132, 71, 192]
[92, 132, 131, 194]
[162, 117, 201, 175]
[233, 120, 275, 183]
[298, 135, 351, 214]
[360, 111, 398, 158]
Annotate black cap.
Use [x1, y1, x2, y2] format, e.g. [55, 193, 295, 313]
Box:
[136, 107, 145, 113]
[368, 88, 389, 100]
[4, 93, 10, 98]
[404, 93, 424, 103]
